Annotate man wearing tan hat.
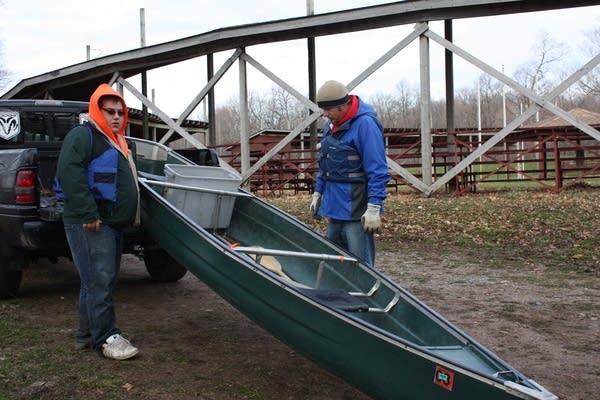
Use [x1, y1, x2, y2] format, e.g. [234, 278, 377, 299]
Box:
[309, 80, 389, 268]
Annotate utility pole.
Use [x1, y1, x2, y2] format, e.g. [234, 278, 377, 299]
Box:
[444, 19, 456, 191]
[477, 78, 482, 173]
[152, 88, 157, 141]
[207, 54, 216, 146]
[307, 0, 317, 167]
[140, 8, 149, 140]
[502, 65, 507, 128]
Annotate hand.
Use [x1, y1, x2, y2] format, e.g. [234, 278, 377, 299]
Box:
[361, 203, 381, 233]
[309, 192, 322, 217]
[83, 219, 102, 231]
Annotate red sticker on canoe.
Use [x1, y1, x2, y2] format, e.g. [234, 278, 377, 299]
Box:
[434, 366, 455, 391]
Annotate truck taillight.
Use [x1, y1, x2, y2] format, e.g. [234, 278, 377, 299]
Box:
[15, 169, 36, 204]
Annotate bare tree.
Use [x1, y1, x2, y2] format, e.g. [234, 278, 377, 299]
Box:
[213, 28, 596, 147]
[430, 99, 447, 129]
[266, 86, 305, 130]
[0, 1, 8, 91]
[0, 42, 10, 91]
[214, 97, 241, 145]
[395, 80, 419, 128]
[515, 31, 568, 93]
[478, 74, 504, 128]
[370, 92, 400, 128]
[247, 89, 269, 131]
[579, 26, 600, 97]
[214, 86, 309, 144]
[454, 86, 478, 129]
[513, 31, 569, 122]
[369, 80, 419, 128]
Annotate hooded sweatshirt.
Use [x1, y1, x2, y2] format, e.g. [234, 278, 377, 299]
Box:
[88, 83, 130, 155]
[56, 84, 139, 228]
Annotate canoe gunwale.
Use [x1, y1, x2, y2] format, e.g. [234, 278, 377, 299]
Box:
[138, 176, 253, 198]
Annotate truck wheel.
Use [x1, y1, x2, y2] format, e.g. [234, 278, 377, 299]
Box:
[0, 243, 26, 298]
[0, 261, 24, 299]
[143, 249, 187, 282]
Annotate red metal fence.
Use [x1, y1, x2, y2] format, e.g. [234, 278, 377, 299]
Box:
[211, 126, 600, 196]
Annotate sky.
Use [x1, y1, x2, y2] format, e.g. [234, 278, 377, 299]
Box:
[0, 1, 599, 118]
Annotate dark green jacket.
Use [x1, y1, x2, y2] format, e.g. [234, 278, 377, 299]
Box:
[56, 124, 138, 228]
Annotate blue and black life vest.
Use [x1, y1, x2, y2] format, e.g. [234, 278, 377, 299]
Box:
[53, 123, 119, 202]
[318, 133, 366, 183]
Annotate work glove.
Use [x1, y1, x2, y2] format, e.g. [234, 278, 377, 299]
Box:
[309, 192, 322, 218]
[361, 203, 381, 233]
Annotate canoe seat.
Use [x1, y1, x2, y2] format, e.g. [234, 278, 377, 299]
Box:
[299, 289, 369, 312]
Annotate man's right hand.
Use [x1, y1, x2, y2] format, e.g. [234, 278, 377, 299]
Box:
[309, 192, 322, 217]
[83, 219, 102, 231]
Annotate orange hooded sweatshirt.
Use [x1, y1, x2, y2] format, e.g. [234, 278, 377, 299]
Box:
[88, 83, 129, 156]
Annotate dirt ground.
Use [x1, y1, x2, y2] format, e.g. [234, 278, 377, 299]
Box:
[7, 243, 599, 400]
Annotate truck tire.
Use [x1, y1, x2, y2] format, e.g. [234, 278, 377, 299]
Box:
[143, 249, 187, 282]
[0, 259, 24, 299]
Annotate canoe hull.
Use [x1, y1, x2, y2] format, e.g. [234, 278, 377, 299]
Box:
[140, 182, 553, 400]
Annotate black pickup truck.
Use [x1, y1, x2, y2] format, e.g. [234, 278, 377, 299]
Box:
[0, 99, 187, 298]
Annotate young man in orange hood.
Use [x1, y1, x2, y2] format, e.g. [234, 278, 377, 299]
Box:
[56, 83, 140, 360]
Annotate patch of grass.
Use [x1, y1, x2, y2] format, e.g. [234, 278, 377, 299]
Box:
[496, 307, 554, 331]
[499, 303, 518, 314]
[504, 274, 539, 284]
[0, 317, 41, 347]
[210, 382, 262, 399]
[564, 342, 593, 352]
[0, 311, 132, 400]
[79, 374, 123, 391]
[148, 349, 190, 363]
[268, 188, 600, 272]
[572, 302, 598, 313]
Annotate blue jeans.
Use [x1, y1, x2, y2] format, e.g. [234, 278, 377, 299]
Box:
[64, 223, 123, 349]
[326, 219, 375, 268]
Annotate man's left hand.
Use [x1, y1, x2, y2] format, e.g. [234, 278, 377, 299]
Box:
[361, 203, 381, 233]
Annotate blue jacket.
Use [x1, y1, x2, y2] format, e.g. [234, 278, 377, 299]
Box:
[315, 97, 389, 220]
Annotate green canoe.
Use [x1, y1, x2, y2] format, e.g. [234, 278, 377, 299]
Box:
[131, 137, 557, 400]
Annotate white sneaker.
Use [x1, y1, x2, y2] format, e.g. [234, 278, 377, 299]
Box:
[101, 334, 139, 360]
